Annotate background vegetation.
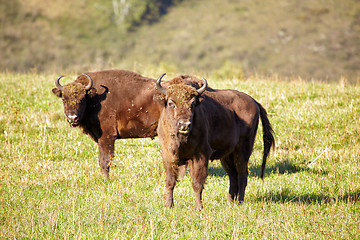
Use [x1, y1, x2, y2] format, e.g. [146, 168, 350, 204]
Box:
[0, 71, 359, 239]
[1, 0, 359, 83]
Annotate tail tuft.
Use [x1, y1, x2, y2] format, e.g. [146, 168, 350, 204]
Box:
[257, 102, 275, 179]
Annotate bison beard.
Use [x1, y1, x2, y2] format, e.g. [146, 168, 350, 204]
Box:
[155, 74, 275, 209]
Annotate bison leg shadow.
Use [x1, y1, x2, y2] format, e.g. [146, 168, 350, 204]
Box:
[249, 159, 329, 178]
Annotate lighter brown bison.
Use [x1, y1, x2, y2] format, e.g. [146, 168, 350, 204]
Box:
[52, 70, 164, 178]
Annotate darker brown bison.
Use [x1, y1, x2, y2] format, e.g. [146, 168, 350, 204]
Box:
[52, 70, 165, 178]
[155, 74, 275, 209]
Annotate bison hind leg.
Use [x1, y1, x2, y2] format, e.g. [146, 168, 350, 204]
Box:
[234, 139, 254, 203]
[221, 148, 251, 204]
[220, 154, 240, 204]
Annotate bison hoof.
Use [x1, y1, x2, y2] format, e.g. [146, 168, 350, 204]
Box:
[164, 200, 174, 208]
[195, 204, 203, 210]
[101, 169, 110, 179]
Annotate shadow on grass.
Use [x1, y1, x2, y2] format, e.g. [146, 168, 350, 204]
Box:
[207, 160, 359, 204]
[208, 166, 227, 177]
[208, 160, 358, 204]
[208, 159, 328, 178]
[255, 188, 360, 204]
[249, 159, 329, 178]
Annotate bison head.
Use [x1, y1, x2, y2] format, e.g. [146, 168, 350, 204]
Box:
[155, 73, 207, 136]
[52, 74, 94, 127]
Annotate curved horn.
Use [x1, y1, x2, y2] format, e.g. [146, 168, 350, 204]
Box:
[55, 75, 65, 91]
[156, 73, 167, 95]
[197, 77, 208, 95]
[82, 74, 93, 91]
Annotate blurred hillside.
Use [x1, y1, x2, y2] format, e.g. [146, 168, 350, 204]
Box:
[1, 0, 359, 82]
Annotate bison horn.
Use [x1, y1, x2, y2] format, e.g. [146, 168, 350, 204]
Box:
[55, 75, 65, 91]
[197, 78, 207, 95]
[82, 74, 93, 91]
[156, 73, 167, 95]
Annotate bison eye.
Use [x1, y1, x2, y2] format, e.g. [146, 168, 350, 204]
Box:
[62, 99, 67, 103]
[167, 100, 176, 108]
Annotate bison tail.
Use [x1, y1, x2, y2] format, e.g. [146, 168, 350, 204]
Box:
[257, 102, 275, 179]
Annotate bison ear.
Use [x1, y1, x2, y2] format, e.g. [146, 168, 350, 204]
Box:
[195, 95, 204, 106]
[153, 93, 167, 106]
[52, 88, 62, 98]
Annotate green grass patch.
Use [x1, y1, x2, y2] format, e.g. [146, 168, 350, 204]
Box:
[1, 72, 359, 239]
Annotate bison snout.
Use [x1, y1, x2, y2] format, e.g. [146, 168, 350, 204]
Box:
[67, 114, 80, 126]
[178, 120, 191, 135]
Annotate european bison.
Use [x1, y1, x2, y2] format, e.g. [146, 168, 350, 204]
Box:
[155, 74, 275, 209]
[52, 70, 164, 178]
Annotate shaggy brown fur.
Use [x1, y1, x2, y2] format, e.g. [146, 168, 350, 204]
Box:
[155, 76, 275, 209]
[52, 70, 158, 177]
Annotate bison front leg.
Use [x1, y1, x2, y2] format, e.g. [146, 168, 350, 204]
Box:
[98, 136, 116, 178]
[163, 163, 177, 208]
[189, 155, 208, 210]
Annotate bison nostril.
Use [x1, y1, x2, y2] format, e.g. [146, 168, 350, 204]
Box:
[184, 122, 191, 130]
[67, 114, 79, 122]
[178, 120, 191, 131]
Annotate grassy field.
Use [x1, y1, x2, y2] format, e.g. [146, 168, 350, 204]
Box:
[0, 71, 359, 239]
